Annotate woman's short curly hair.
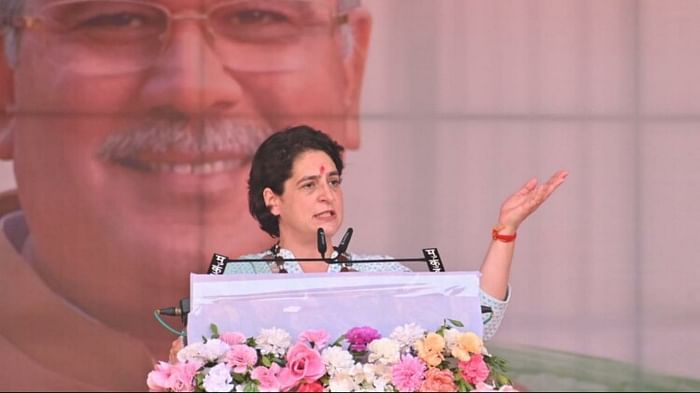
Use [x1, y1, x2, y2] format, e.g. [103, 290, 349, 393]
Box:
[248, 125, 345, 238]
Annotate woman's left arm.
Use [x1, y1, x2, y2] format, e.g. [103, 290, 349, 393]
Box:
[479, 170, 569, 301]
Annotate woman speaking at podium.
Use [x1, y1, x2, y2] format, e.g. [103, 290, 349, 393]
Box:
[225, 125, 567, 341]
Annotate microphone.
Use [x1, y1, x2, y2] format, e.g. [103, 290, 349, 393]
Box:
[317, 228, 327, 259]
[333, 228, 355, 272]
[335, 227, 354, 255]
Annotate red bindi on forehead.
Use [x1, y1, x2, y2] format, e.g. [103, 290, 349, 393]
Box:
[320, 165, 325, 175]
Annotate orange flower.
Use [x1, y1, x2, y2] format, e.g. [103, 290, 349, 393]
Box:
[451, 332, 483, 361]
[415, 332, 445, 367]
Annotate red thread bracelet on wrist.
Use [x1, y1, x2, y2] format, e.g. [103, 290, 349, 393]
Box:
[492, 224, 517, 243]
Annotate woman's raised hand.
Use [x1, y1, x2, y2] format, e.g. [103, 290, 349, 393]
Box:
[497, 170, 569, 232]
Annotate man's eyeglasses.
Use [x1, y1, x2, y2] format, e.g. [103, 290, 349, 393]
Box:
[11, 0, 353, 75]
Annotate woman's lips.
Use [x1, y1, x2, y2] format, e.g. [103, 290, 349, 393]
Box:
[313, 210, 337, 220]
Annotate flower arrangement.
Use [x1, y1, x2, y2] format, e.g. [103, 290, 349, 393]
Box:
[147, 320, 516, 392]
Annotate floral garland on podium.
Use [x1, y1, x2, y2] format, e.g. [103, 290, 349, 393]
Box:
[147, 320, 516, 392]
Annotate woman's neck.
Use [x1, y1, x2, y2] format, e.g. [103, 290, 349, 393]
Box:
[278, 232, 334, 273]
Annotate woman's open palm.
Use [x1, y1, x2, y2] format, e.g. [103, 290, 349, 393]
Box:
[498, 170, 568, 230]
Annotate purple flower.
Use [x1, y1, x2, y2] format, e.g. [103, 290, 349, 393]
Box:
[345, 326, 381, 352]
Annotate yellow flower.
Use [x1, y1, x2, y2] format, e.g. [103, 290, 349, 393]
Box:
[451, 332, 483, 361]
[415, 332, 445, 367]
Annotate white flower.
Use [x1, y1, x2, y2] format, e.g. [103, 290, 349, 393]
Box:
[329, 371, 357, 392]
[177, 339, 230, 364]
[371, 376, 390, 392]
[367, 338, 401, 365]
[369, 363, 393, 383]
[349, 363, 372, 383]
[443, 328, 461, 353]
[389, 323, 425, 352]
[349, 363, 391, 392]
[322, 346, 355, 376]
[255, 327, 291, 357]
[203, 363, 234, 392]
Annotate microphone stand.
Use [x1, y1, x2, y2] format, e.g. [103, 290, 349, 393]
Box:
[229, 256, 428, 264]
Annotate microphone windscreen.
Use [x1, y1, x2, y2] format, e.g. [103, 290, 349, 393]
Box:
[317, 228, 327, 256]
[337, 227, 354, 254]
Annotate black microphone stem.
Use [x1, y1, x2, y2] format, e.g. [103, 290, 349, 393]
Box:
[316, 228, 327, 259]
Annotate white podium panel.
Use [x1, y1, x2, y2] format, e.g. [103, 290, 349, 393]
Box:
[187, 271, 482, 342]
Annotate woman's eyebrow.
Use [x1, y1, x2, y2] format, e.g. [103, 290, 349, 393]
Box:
[296, 175, 320, 185]
[296, 171, 340, 185]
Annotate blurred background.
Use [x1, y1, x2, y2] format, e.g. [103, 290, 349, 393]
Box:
[342, 0, 700, 380]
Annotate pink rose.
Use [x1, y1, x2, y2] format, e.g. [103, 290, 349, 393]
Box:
[225, 344, 258, 373]
[251, 363, 282, 392]
[459, 354, 490, 385]
[419, 368, 457, 392]
[297, 382, 324, 392]
[147, 362, 173, 392]
[147, 361, 201, 392]
[169, 362, 201, 392]
[277, 343, 325, 391]
[220, 332, 247, 346]
[299, 329, 331, 349]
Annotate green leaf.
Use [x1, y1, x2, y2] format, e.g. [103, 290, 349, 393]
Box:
[232, 373, 246, 384]
[448, 319, 465, 328]
[243, 381, 259, 392]
[494, 371, 512, 386]
[261, 356, 272, 367]
[441, 319, 449, 330]
[331, 334, 347, 347]
[457, 379, 469, 392]
[195, 374, 205, 392]
[210, 324, 220, 339]
[454, 372, 472, 392]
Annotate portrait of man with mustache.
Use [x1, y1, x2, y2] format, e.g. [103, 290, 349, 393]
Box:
[0, 0, 369, 390]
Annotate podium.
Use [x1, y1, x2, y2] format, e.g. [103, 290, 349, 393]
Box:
[187, 271, 483, 342]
